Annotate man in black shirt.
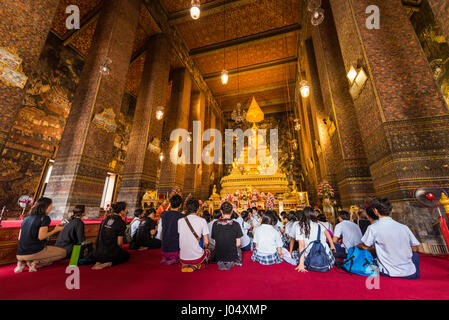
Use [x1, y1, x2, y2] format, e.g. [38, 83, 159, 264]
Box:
[92, 202, 129, 270]
[160, 194, 184, 265]
[211, 202, 243, 271]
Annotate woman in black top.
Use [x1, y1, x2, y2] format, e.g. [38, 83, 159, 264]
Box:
[135, 209, 161, 250]
[55, 205, 86, 258]
[92, 202, 129, 270]
[15, 197, 66, 273]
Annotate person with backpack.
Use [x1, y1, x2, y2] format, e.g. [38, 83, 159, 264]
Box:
[358, 197, 420, 279]
[127, 209, 144, 243]
[294, 206, 336, 273]
[178, 198, 210, 272]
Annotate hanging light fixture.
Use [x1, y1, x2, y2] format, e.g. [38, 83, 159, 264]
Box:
[221, 0, 228, 85]
[311, 8, 324, 26]
[159, 153, 164, 162]
[231, 103, 246, 123]
[221, 69, 229, 85]
[294, 119, 301, 131]
[99, 57, 112, 76]
[300, 80, 310, 98]
[155, 106, 164, 120]
[307, 0, 322, 12]
[190, 0, 201, 20]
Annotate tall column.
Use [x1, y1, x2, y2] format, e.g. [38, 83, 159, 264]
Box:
[311, 0, 375, 207]
[158, 68, 192, 195]
[116, 35, 171, 213]
[329, 0, 449, 241]
[200, 107, 214, 200]
[0, 0, 60, 153]
[427, 0, 449, 44]
[184, 91, 206, 198]
[45, 0, 140, 219]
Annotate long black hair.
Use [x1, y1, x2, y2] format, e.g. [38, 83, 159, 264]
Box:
[298, 206, 317, 238]
[30, 197, 52, 216]
[111, 202, 127, 214]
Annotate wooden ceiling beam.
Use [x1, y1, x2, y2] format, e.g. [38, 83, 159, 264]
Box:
[215, 81, 295, 98]
[168, 0, 257, 24]
[190, 23, 301, 56]
[204, 56, 297, 80]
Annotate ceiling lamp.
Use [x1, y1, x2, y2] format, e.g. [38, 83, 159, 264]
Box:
[311, 8, 325, 26]
[300, 80, 310, 98]
[155, 106, 164, 120]
[99, 57, 112, 76]
[231, 102, 246, 123]
[190, 0, 201, 20]
[307, 0, 321, 12]
[221, 69, 229, 85]
[246, 96, 264, 123]
[159, 153, 164, 162]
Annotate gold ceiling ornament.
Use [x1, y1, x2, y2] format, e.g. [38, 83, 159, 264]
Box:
[246, 96, 264, 123]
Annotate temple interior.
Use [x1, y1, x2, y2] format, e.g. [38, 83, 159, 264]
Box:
[1, 0, 449, 297]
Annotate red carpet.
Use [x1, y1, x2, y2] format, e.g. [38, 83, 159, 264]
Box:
[1, 250, 448, 300]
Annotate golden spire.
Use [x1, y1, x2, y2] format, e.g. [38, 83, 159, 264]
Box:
[246, 96, 264, 123]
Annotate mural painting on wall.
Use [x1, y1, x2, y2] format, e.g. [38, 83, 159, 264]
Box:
[0, 34, 84, 211]
[410, 0, 449, 107]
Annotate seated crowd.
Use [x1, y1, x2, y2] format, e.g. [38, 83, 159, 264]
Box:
[13, 192, 421, 279]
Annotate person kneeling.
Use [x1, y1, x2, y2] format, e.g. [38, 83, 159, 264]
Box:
[92, 202, 130, 270]
[211, 202, 243, 270]
[178, 198, 210, 272]
[135, 209, 161, 250]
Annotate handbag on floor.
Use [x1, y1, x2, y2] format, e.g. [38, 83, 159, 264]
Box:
[343, 247, 378, 277]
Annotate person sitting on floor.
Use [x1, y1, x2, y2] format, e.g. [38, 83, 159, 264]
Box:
[178, 198, 210, 272]
[211, 202, 243, 270]
[208, 209, 222, 250]
[287, 211, 301, 254]
[202, 210, 211, 223]
[92, 202, 129, 270]
[294, 206, 336, 272]
[55, 205, 86, 259]
[135, 209, 161, 251]
[15, 197, 66, 273]
[251, 210, 284, 265]
[333, 210, 363, 258]
[350, 206, 371, 236]
[358, 197, 420, 279]
[160, 194, 185, 265]
[130, 209, 144, 239]
[238, 210, 252, 251]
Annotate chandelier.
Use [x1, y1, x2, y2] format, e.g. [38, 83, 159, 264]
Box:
[231, 103, 246, 123]
[308, 0, 324, 26]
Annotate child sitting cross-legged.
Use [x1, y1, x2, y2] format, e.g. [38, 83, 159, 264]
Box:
[178, 198, 210, 272]
[211, 202, 243, 271]
[251, 211, 284, 265]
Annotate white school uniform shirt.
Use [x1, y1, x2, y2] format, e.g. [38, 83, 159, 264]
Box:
[275, 220, 284, 233]
[319, 221, 333, 233]
[252, 214, 261, 229]
[286, 221, 299, 238]
[155, 219, 162, 240]
[334, 220, 363, 252]
[361, 217, 420, 277]
[178, 215, 209, 261]
[233, 217, 251, 248]
[208, 219, 217, 245]
[130, 218, 140, 237]
[295, 221, 333, 258]
[253, 224, 283, 256]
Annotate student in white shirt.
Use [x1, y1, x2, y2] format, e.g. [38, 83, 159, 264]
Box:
[251, 211, 284, 265]
[333, 210, 363, 257]
[294, 206, 336, 272]
[130, 209, 143, 238]
[238, 210, 252, 251]
[178, 198, 210, 272]
[287, 211, 301, 255]
[358, 198, 420, 279]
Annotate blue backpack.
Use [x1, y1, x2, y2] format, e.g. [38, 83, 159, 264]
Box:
[343, 247, 378, 277]
[298, 225, 333, 272]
